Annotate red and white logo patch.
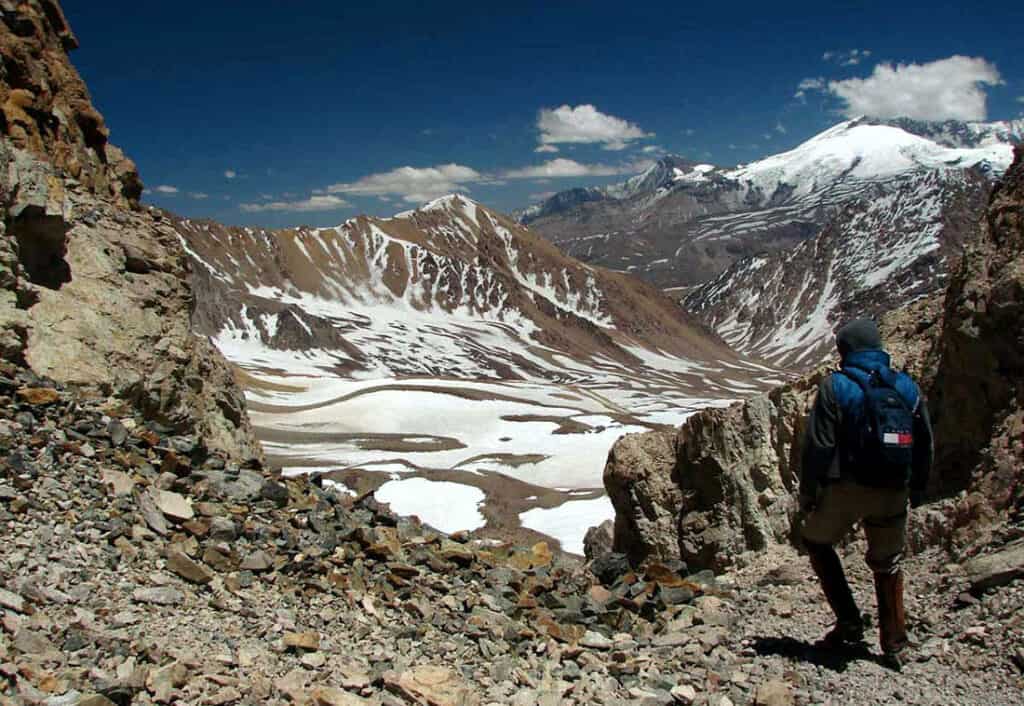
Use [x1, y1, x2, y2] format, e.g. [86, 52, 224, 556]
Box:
[883, 432, 913, 447]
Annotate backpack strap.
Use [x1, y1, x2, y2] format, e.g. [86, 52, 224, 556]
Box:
[840, 364, 918, 413]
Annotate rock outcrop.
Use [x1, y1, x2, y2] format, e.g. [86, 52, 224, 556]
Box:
[604, 147, 1024, 572]
[932, 144, 1024, 513]
[0, 2, 261, 462]
[605, 376, 818, 570]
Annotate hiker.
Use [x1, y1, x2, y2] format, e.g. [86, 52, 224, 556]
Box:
[799, 318, 934, 669]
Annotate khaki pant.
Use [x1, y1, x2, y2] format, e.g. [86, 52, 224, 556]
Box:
[801, 482, 909, 574]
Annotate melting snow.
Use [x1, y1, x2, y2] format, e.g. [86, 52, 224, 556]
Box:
[520, 496, 615, 555]
[375, 478, 486, 533]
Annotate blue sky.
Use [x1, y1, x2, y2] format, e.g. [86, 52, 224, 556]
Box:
[66, 1, 1024, 228]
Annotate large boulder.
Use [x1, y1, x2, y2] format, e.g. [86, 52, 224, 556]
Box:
[604, 378, 817, 571]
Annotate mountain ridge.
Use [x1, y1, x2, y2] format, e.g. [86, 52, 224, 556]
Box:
[520, 116, 1019, 292]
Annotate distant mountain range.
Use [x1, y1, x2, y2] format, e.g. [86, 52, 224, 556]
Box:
[519, 116, 1021, 291]
[520, 116, 1022, 365]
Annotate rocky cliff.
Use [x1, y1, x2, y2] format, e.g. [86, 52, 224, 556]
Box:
[0, 1, 261, 462]
[605, 147, 1024, 570]
[931, 144, 1024, 517]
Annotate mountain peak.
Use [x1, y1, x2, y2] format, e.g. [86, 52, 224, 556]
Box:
[392, 193, 487, 222]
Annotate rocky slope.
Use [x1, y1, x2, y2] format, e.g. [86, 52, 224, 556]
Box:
[604, 146, 1024, 572]
[684, 168, 990, 367]
[522, 117, 1019, 291]
[2, 367, 1022, 706]
[0, 1, 261, 462]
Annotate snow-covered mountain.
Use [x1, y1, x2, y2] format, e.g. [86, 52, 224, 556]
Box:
[684, 168, 990, 367]
[522, 117, 1019, 290]
[177, 194, 750, 384]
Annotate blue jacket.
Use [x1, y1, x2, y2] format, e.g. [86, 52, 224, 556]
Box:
[801, 349, 934, 495]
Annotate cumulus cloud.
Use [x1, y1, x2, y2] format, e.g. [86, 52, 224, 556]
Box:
[537, 104, 652, 150]
[188, 192, 209, 200]
[327, 164, 484, 204]
[823, 49, 872, 66]
[641, 145, 666, 154]
[224, 170, 237, 179]
[240, 194, 350, 213]
[502, 158, 639, 179]
[827, 55, 1002, 121]
[534, 144, 560, 154]
[152, 185, 179, 195]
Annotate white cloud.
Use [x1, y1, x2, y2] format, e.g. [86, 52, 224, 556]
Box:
[1018, 96, 1024, 103]
[641, 145, 665, 154]
[152, 185, 179, 195]
[327, 164, 483, 204]
[682, 128, 696, 136]
[827, 55, 1002, 121]
[502, 158, 639, 179]
[794, 77, 826, 99]
[240, 194, 350, 213]
[823, 49, 872, 66]
[188, 192, 209, 200]
[537, 104, 652, 150]
[775, 122, 787, 135]
[535, 144, 560, 153]
[224, 170, 237, 179]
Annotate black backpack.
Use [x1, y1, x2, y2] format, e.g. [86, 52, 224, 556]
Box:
[838, 366, 917, 488]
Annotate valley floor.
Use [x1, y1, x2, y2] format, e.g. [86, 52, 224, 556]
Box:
[238, 366, 755, 555]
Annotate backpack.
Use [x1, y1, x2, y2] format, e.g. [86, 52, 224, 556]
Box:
[837, 365, 918, 488]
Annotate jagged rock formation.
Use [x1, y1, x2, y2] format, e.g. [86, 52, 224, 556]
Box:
[604, 147, 1024, 570]
[0, 1, 261, 461]
[684, 168, 990, 367]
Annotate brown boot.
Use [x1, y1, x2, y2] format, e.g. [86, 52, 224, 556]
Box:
[806, 540, 865, 647]
[874, 570, 909, 670]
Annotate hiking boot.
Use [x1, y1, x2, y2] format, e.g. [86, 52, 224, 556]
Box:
[879, 646, 907, 671]
[819, 614, 870, 648]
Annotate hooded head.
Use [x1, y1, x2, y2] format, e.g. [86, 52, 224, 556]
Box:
[835, 318, 883, 359]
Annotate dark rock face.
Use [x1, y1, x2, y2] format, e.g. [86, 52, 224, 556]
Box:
[932, 145, 1024, 511]
[0, 0, 141, 203]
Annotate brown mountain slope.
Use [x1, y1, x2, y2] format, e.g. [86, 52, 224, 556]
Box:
[173, 194, 769, 392]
